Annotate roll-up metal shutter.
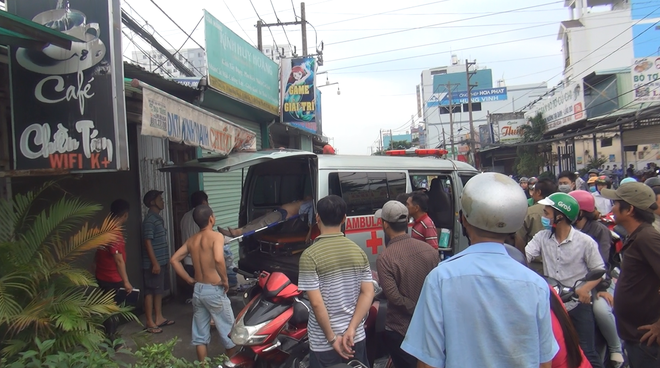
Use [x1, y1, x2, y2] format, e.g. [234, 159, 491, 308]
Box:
[622, 125, 660, 146]
[201, 116, 262, 255]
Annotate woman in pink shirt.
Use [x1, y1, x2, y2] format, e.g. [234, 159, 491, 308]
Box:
[549, 286, 593, 368]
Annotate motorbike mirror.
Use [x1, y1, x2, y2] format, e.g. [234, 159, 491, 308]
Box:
[583, 269, 606, 282]
[372, 280, 383, 296]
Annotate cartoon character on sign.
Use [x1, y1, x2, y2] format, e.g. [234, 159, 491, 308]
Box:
[283, 58, 316, 126]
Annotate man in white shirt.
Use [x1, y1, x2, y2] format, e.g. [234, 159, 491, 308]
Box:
[181, 191, 237, 302]
[525, 192, 606, 368]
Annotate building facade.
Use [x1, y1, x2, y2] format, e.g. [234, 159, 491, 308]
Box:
[131, 47, 207, 78]
[419, 57, 547, 156]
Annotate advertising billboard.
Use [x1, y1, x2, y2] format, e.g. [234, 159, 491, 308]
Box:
[280, 57, 318, 134]
[204, 11, 279, 115]
[7, 0, 129, 172]
[524, 81, 585, 132]
[426, 87, 508, 108]
[631, 57, 660, 102]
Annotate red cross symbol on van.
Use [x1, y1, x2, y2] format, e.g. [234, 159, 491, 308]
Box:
[366, 231, 383, 255]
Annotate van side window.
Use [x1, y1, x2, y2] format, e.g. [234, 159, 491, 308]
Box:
[253, 174, 306, 206]
[329, 172, 407, 216]
[460, 173, 477, 188]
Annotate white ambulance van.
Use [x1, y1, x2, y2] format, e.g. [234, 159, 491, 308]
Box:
[162, 149, 479, 282]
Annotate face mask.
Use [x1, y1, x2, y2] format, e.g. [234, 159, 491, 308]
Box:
[558, 184, 572, 193]
[541, 216, 552, 230]
[589, 186, 597, 193]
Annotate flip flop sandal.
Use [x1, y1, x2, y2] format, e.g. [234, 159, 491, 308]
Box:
[144, 327, 163, 334]
[157, 319, 175, 327]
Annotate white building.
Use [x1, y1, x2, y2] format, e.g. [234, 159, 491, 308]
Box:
[130, 47, 207, 78]
[262, 44, 295, 62]
[560, 0, 634, 83]
[419, 57, 547, 153]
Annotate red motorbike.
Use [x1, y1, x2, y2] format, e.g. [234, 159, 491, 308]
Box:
[223, 268, 388, 368]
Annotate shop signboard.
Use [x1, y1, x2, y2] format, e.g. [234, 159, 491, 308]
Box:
[495, 118, 528, 144]
[524, 80, 585, 132]
[426, 87, 508, 107]
[280, 57, 318, 134]
[7, 0, 129, 171]
[479, 124, 492, 146]
[140, 87, 257, 155]
[204, 11, 279, 115]
[631, 57, 660, 103]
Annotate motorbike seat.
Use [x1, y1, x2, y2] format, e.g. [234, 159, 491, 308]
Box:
[290, 298, 310, 325]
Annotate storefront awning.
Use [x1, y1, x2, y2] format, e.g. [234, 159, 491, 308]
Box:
[131, 79, 258, 156]
[0, 10, 81, 50]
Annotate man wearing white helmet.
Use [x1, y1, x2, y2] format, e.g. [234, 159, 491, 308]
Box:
[401, 173, 558, 368]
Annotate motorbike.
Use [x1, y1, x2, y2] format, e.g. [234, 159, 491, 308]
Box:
[543, 269, 607, 303]
[222, 268, 387, 368]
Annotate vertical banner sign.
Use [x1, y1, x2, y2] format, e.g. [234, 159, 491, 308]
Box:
[7, 0, 129, 171]
[631, 58, 660, 103]
[281, 57, 318, 134]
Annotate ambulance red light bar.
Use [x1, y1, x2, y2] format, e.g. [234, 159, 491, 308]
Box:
[385, 149, 448, 157]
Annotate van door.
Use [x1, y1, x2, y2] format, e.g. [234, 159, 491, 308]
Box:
[324, 170, 408, 266]
[160, 150, 317, 174]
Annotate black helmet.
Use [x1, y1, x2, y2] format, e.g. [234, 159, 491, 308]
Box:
[588, 169, 600, 175]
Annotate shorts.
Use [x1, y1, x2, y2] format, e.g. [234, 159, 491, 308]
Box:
[192, 283, 236, 349]
[143, 266, 170, 295]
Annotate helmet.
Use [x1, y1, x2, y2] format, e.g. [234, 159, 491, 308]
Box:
[645, 176, 660, 188]
[568, 190, 596, 213]
[620, 177, 637, 184]
[596, 175, 612, 186]
[461, 172, 528, 233]
[538, 192, 580, 223]
[587, 176, 598, 185]
[588, 169, 600, 175]
[519, 177, 529, 183]
[528, 177, 538, 186]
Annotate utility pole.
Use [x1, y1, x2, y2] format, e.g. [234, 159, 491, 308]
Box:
[301, 2, 308, 56]
[445, 82, 460, 160]
[466, 59, 477, 165]
[257, 20, 263, 51]
[379, 129, 383, 152]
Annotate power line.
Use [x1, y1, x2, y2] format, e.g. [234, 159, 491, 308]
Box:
[325, 1, 563, 45]
[316, 0, 451, 27]
[223, 0, 255, 44]
[122, 29, 176, 79]
[291, 0, 298, 19]
[250, 0, 282, 56]
[322, 20, 643, 73]
[325, 21, 556, 62]
[270, 0, 294, 51]
[148, 0, 205, 50]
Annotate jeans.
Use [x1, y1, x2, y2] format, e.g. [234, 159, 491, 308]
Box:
[384, 330, 417, 368]
[625, 342, 660, 368]
[593, 284, 623, 360]
[191, 283, 236, 349]
[309, 339, 369, 368]
[569, 303, 604, 368]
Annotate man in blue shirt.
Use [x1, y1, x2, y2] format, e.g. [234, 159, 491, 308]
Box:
[402, 173, 558, 368]
[142, 190, 173, 334]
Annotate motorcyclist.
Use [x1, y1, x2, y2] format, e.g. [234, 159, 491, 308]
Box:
[525, 192, 606, 368]
[569, 190, 624, 368]
[593, 176, 613, 215]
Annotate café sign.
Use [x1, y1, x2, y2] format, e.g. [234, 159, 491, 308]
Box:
[524, 81, 585, 132]
[7, 0, 129, 172]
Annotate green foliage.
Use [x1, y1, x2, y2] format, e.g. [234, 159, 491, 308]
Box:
[1, 337, 129, 368]
[0, 337, 228, 368]
[389, 140, 413, 150]
[516, 113, 548, 177]
[578, 156, 609, 177]
[0, 182, 137, 360]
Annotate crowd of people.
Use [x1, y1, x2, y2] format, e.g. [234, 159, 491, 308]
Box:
[91, 164, 660, 368]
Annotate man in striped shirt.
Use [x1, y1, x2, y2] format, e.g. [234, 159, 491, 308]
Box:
[298, 195, 374, 368]
[407, 191, 439, 249]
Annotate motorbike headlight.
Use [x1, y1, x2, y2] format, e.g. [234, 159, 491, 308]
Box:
[230, 319, 271, 346]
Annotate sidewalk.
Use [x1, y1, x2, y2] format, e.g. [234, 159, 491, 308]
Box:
[117, 292, 246, 363]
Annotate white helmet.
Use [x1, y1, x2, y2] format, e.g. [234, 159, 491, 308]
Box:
[461, 172, 528, 234]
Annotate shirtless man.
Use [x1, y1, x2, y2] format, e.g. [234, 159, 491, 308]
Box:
[218, 196, 314, 237]
[170, 205, 237, 362]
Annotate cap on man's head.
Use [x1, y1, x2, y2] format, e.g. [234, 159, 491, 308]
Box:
[519, 177, 529, 183]
[375, 200, 409, 223]
[601, 182, 658, 213]
[143, 190, 164, 207]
